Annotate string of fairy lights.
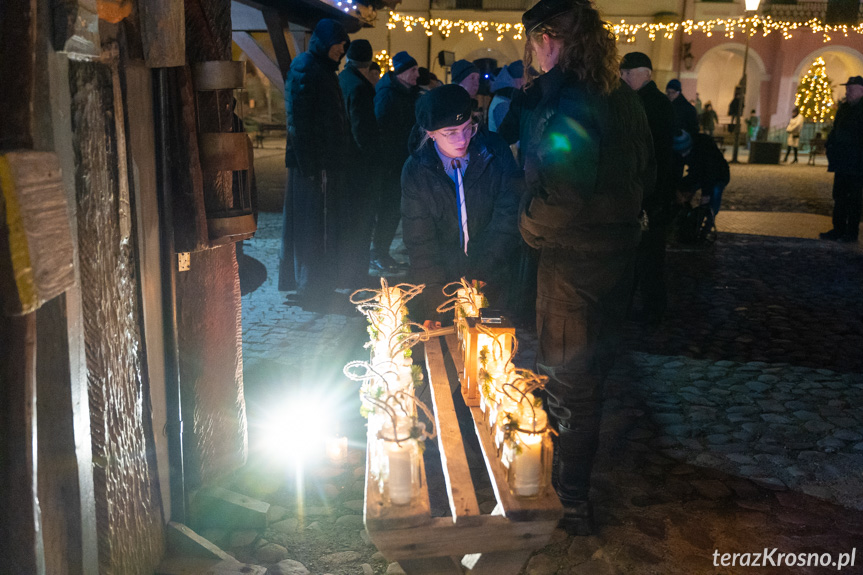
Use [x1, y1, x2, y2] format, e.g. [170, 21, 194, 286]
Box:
[386, 12, 863, 43]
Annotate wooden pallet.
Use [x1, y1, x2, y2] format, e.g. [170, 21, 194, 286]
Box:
[364, 334, 562, 574]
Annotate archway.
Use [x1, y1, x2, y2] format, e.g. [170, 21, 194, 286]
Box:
[793, 46, 863, 104]
[694, 43, 768, 124]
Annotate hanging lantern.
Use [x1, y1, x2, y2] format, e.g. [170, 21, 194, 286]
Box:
[462, 314, 515, 407]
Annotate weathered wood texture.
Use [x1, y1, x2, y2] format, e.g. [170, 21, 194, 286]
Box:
[139, 0, 185, 67]
[36, 296, 85, 575]
[364, 336, 562, 574]
[0, 151, 76, 315]
[0, 314, 43, 573]
[69, 58, 164, 574]
[174, 0, 247, 488]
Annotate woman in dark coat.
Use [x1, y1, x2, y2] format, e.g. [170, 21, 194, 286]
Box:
[517, 0, 654, 535]
[401, 84, 522, 322]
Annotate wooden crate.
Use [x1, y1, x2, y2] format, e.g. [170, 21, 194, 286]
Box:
[364, 334, 562, 575]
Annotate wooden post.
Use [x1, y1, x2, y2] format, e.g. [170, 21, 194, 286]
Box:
[139, 0, 185, 67]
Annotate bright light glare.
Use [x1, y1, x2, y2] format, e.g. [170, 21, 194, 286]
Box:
[744, 0, 761, 12]
[259, 395, 336, 467]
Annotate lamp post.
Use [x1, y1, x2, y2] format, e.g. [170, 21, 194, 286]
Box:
[731, 0, 761, 164]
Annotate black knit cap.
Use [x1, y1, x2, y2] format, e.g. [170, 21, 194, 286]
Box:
[450, 59, 479, 85]
[415, 84, 472, 132]
[392, 51, 418, 75]
[522, 0, 581, 35]
[346, 39, 373, 63]
[620, 51, 652, 71]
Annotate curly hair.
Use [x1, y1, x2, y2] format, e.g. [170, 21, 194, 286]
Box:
[523, 1, 619, 95]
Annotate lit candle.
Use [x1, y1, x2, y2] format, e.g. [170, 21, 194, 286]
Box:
[508, 400, 547, 497]
[325, 436, 348, 464]
[509, 430, 543, 497]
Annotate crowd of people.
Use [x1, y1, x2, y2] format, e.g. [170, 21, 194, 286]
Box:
[275, 0, 861, 538]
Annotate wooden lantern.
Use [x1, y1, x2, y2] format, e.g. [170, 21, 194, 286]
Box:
[461, 315, 515, 407]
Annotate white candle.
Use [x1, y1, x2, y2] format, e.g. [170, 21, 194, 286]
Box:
[510, 431, 543, 497]
[385, 440, 414, 505]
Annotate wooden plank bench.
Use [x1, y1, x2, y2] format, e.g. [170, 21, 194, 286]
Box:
[364, 334, 562, 574]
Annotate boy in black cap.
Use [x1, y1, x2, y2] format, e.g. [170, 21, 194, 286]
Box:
[401, 84, 522, 321]
[620, 51, 676, 324]
[821, 75, 863, 242]
[280, 18, 351, 298]
[372, 51, 420, 272]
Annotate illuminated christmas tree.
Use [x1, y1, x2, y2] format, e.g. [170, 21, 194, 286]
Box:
[794, 57, 835, 123]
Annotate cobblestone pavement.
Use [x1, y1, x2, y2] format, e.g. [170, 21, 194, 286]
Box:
[222, 149, 863, 574]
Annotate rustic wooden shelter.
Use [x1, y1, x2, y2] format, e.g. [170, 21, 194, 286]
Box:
[0, 0, 363, 573]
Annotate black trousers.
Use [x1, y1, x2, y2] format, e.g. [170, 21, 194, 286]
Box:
[631, 224, 668, 321]
[832, 173, 863, 240]
[535, 248, 636, 505]
[371, 166, 403, 259]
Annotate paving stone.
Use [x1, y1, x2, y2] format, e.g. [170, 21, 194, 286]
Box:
[321, 551, 362, 565]
[255, 542, 288, 564]
[525, 553, 559, 575]
[268, 559, 310, 575]
[746, 381, 770, 393]
[691, 479, 732, 500]
[804, 419, 835, 433]
[760, 413, 791, 424]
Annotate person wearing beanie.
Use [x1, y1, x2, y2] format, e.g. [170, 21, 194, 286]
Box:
[517, 0, 654, 537]
[675, 128, 730, 220]
[280, 18, 352, 299]
[620, 51, 676, 325]
[665, 77, 699, 137]
[370, 52, 419, 272]
[488, 60, 525, 133]
[401, 84, 522, 322]
[450, 59, 481, 98]
[339, 38, 380, 286]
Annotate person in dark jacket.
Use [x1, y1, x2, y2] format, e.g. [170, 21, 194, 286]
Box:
[620, 51, 676, 324]
[372, 51, 420, 273]
[279, 19, 351, 299]
[519, 0, 654, 536]
[673, 130, 730, 217]
[666, 78, 699, 137]
[401, 84, 522, 321]
[339, 39, 379, 286]
[821, 76, 863, 242]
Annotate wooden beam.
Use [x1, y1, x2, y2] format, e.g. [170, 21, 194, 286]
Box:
[262, 8, 291, 82]
[231, 31, 285, 94]
[139, 0, 185, 67]
[367, 515, 557, 560]
[424, 337, 480, 520]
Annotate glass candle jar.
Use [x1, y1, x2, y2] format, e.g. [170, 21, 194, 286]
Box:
[378, 417, 421, 506]
[502, 402, 551, 498]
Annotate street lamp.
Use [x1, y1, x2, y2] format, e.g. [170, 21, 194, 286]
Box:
[731, 0, 761, 163]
